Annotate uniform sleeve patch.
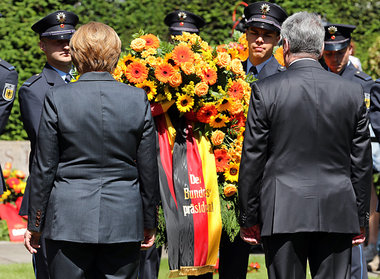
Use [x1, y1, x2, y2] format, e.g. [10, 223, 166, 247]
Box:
[2, 83, 16, 101]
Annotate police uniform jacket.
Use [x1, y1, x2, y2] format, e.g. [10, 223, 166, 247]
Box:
[243, 57, 285, 81]
[27, 72, 159, 244]
[0, 59, 18, 194]
[370, 80, 380, 142]
[238, 59, 371, 236]
[340, 62, 374, 96]
[18, 63, 65, 216]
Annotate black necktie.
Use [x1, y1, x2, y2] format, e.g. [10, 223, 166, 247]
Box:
[65, 73, 72, 83]
[249, 65, 258, 76]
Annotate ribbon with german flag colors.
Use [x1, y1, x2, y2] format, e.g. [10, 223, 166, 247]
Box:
[154, 105, 222, 277]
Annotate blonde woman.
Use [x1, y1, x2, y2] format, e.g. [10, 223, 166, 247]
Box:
[24, 22, 159, 279]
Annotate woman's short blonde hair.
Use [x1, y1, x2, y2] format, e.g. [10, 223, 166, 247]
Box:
[70, 22, 121, 74]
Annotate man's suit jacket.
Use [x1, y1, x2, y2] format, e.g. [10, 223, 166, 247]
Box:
[238, 59, 371, 237]
[0, 58, 18, 194]
[27, 72, 159, 244]
[242, 57, 286, 80]
[18, 64, 66, 216]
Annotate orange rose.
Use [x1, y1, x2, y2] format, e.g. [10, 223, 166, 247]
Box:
[130, 38, 146, 52]
[181, 62, 195, 75]
[231, 59, 244, 75]
[169, 72, 182, 87]
[217, 52, 231, 68]
[223, 184, 237, 197]
[211, 130, 225, 146]
[14, 170, 26, 179]
[2, 169, 10, 178]
[4, 162, 12, 170]
[194, 82, 209, 97]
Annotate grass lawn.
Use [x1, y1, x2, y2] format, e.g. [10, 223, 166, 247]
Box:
[0, 255, 378, 279]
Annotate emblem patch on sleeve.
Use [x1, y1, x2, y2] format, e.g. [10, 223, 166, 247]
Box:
[364, 93, 370, 110]
[2, 83, 15, 101]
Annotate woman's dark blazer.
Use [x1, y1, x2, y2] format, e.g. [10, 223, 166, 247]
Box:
[27, 71, 159, 244]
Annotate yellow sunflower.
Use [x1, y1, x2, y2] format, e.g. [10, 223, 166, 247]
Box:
[217, 97, 233, 112]
[210, 114, 229, 128]
[224, 162, 240, 182]
[136, 80, 157, 101]
[176, 94, 194, 113]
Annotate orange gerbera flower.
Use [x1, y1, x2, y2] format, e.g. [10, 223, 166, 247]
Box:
[125, 61, 148, 84]
[231, 112, 246, 127]
[155, 63, 175, 83]
[140, 34, 160, 49]
[172, 44, 194, 65]
[202, 68, 217, 85]
[228, 81, 244, 99]
[214, 149, 230, 172]
[274, 46, 285, 66]
[196, 104, 218, 123]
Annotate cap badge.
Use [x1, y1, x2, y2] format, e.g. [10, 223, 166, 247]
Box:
[260, 4, 270, 15]
[328, 26, 337, 35]
[178, 12, 187, 21]
[56, 12, 66, 28]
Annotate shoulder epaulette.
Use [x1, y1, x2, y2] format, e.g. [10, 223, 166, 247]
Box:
[354, 70, 372, 81]
[22, 74, 42, 87]
[278, 65, 286, 72]
[375, 78, 380, 84]
[0, 59, 15, 71]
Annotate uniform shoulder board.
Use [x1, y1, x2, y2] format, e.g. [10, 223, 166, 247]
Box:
[354, 70, 372, 81]
[375, 78, 380, 84]
[22, 74, 42, 87]
[0, 59, 15, 71]
[278, 65, 286, 72]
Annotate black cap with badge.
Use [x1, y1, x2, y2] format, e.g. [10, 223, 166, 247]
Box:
[244, 1, 287, 33]
[32, 10, 79, 40]
[164, 10, 206, 36]
[324, 24, 356, 51]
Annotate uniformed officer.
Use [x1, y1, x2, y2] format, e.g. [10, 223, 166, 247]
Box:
[164, 10, 205, 37]
[242, 1, 287, 80]
[0, 12, 18, 195]
[217, 3, 288, 279]
[18, 10, 79, 279]
[323, 23, 376, 279]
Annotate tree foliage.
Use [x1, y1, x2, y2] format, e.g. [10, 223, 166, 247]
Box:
[0, 0, 379, 139]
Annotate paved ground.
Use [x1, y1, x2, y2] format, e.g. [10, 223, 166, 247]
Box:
[0, 241, 31, 265]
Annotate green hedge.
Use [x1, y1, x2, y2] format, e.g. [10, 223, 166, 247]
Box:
[0, 0, 379, 140]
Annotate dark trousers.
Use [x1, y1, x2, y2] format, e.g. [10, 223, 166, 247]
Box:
[351, 244, 368, 279]
[218, 231, 251, 279]
[33, 236, 50, 279]
[139, 243, 162, 279]
[262, 232, 352, 279]
[45, 239, 140, 279]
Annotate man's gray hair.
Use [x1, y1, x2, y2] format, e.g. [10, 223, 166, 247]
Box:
[281, 12, 325, 58]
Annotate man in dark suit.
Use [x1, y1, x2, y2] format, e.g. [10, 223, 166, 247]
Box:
[323, 23, 377, 279]
[18, 10, 78, 279]
[242, 1, 287, 80]
[239, 12, 371, 279]
[218, 3, 287, 279]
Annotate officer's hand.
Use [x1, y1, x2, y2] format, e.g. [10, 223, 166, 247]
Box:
[141, 228, 156, 250]
[24, 229, 41, 254]
[240, 225, 261, 245]
[352, 227, 366, 246]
